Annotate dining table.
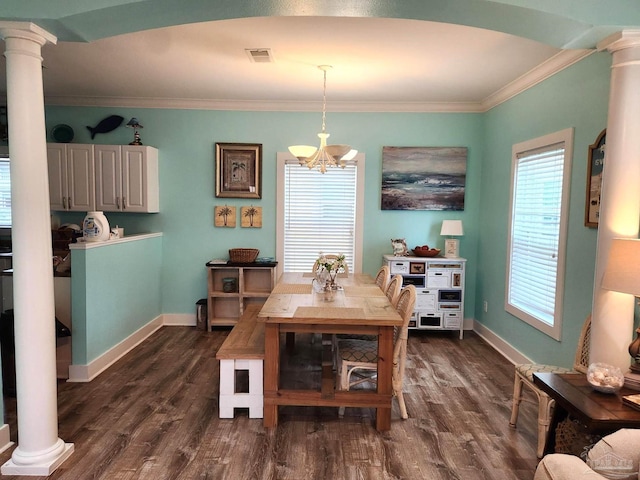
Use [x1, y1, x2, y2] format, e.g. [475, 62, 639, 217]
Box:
[257, 272, 404, 431]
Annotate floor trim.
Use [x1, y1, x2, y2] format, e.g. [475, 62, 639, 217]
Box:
[472, 319, 532, 365]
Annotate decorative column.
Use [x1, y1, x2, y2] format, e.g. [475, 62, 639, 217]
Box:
[0, 22, 74, 475]
[591, 30, 640, 370]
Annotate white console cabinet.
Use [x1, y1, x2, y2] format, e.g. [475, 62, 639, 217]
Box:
[383, 254, 466, 339]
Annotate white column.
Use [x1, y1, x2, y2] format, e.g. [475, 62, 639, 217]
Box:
[591, 30, 640, 370]
[0, 22, 74, 475]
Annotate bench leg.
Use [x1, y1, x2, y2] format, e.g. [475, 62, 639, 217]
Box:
[219, 359, 264, 419]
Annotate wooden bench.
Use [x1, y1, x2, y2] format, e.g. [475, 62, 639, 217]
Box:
[216, 304, 264, 419]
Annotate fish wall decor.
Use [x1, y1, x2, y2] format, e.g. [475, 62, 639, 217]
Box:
[86, 115, 124, 139]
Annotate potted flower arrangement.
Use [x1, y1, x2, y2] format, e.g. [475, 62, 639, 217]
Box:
[314, 253, 346, 300]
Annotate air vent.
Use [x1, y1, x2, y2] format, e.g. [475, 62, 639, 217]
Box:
[245, 48, 274, 63]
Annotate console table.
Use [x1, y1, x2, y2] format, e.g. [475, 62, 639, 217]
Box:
[533, 372, 640, 454]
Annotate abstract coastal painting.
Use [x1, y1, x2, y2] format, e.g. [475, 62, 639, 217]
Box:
[381, 146, 467, 210]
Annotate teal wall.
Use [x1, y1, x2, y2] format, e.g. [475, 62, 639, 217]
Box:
[70, 235, 162, 363]
[48, 51, 612, 369]
[48, 108, 483, 322]
[477, 51, 611, 367]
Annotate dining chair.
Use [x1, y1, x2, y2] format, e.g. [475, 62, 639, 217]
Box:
[336, 285, 416, 419]
[375, 265, 390, 291]
[509, 314, 591, 458]
[385, 274, 403, 307]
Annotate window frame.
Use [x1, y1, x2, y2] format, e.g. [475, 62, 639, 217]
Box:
[504, 128, 574, 340]
[276, 152, 365, 278]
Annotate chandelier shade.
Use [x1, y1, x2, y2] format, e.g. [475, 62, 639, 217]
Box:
[288, 65, 357, 173]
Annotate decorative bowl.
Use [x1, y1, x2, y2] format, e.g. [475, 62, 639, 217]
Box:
[412, 248, 441, 257]
[587, 362, 624, 394]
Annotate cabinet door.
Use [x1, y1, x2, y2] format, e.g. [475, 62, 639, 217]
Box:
[47, 144, 68, 211]
[122, 146, 159, 212]
[66, 144, 95, 211]
[95, 145, 122, 211]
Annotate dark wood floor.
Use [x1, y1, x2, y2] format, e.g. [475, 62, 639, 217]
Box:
[0, 327, 540, 479]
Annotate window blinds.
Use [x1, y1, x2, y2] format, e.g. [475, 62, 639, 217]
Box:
[283, 161, 357, 272]
[0, 159, 10, 227]
[508, 143, 565, 326]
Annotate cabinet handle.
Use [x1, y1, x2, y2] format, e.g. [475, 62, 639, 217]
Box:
[67, 197, 71, 210]
[116, 197, 120, 209]
[62, 197, 67, 209]
[123, 197, 126, 209]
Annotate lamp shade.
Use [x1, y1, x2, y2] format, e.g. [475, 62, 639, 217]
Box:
[440, 220, 464, 236]
[602, 238, 640, 296]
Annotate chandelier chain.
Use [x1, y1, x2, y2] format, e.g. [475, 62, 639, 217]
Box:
[321, 68, 327, 134]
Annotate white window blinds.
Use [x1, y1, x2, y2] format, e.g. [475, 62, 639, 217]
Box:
[0, 158, 10, 228]
[283, 161, 357, 272]
[506, 128, 573, 340]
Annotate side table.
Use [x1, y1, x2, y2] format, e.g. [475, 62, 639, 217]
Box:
[533, 372, 640, 455]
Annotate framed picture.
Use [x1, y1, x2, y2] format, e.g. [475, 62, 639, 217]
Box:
[585, 129, 605, 228]
[214, 205, 236, 227]
[215, 143, 262, 199]
[409, 262, 425, 274]
[381, 146, 467, 210]
[240, 205, 262, 228]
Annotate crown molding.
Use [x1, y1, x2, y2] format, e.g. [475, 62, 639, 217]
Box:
[481, 49, 594, 111]
[42, 49, 595, 114]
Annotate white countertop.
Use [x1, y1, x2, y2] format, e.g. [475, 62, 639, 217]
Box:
[69, 232, 163, 250]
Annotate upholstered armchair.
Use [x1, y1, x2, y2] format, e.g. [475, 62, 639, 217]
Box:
[534, 429, 640, 480]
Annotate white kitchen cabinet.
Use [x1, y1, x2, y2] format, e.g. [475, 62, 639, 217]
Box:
[95, 145, 159, 213]
[47, 143, 95, 211]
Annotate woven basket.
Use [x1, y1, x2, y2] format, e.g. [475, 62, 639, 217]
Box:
[555, 416, 601, 457]
[229, 248, 259, 263]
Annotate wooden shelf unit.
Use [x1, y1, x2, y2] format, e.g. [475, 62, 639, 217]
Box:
[206, 263, 276, 329]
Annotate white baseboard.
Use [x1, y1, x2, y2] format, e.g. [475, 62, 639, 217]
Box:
[68, 315, 163, 382]
[472, 319, 532, 365]
[162, 313, 196, 326]
[0, 424, 13, 455]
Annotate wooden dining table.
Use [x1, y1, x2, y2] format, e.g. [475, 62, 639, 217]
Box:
[257, 272, 403, 431]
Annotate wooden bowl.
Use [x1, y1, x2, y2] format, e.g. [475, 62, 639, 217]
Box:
[412, 248, 441, 257]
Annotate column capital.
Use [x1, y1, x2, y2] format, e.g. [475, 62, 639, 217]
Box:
[598, 29, 640, 53]
[0, 21, 56, 46]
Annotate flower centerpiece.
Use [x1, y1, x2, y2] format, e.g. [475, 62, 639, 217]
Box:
[316, 252, 346, 283]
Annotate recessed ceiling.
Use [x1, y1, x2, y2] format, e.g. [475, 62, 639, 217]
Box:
[2, 16, 575, 111]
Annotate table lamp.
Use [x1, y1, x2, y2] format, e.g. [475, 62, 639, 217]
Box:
[440, 220, 464, 258]
[601, 238, 640, 371]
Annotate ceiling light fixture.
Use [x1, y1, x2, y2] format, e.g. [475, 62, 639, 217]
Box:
[288, 65, 357, 173]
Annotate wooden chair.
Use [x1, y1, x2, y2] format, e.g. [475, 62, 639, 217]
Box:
[385, 274, 403, 307]
[375, 265, 390, 291]
[509, 314, 591, 458]
[336, 285, 416, 419]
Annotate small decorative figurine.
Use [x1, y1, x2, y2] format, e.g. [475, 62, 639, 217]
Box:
[391, 238, 408, 256]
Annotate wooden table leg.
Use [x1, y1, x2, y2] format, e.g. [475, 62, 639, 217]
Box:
[263, 323, 280, 428]
[376, 326, 393, 431]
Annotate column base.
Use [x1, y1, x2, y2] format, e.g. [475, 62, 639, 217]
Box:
[1, 443, 74, 476]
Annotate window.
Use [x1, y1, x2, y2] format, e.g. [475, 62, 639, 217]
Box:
[0, 157, 10, 228]
[505, 128, 573, 340]
[276, 153, 364, 274]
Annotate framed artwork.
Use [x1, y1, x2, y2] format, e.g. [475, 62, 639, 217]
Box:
[215, 143, 262, 198]
[214, 205, 236, 227]
[381, 146, 467, 210]
[585, 129, 605, 228]
[241, 205, 262, 228]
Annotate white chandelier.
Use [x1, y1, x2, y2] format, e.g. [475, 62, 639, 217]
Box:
[288, 65, 357, 173]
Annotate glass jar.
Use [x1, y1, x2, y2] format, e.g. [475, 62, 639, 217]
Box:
[222, 277, 237, 293]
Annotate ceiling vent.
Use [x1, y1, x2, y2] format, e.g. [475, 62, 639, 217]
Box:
[245, 48, 274, 63]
